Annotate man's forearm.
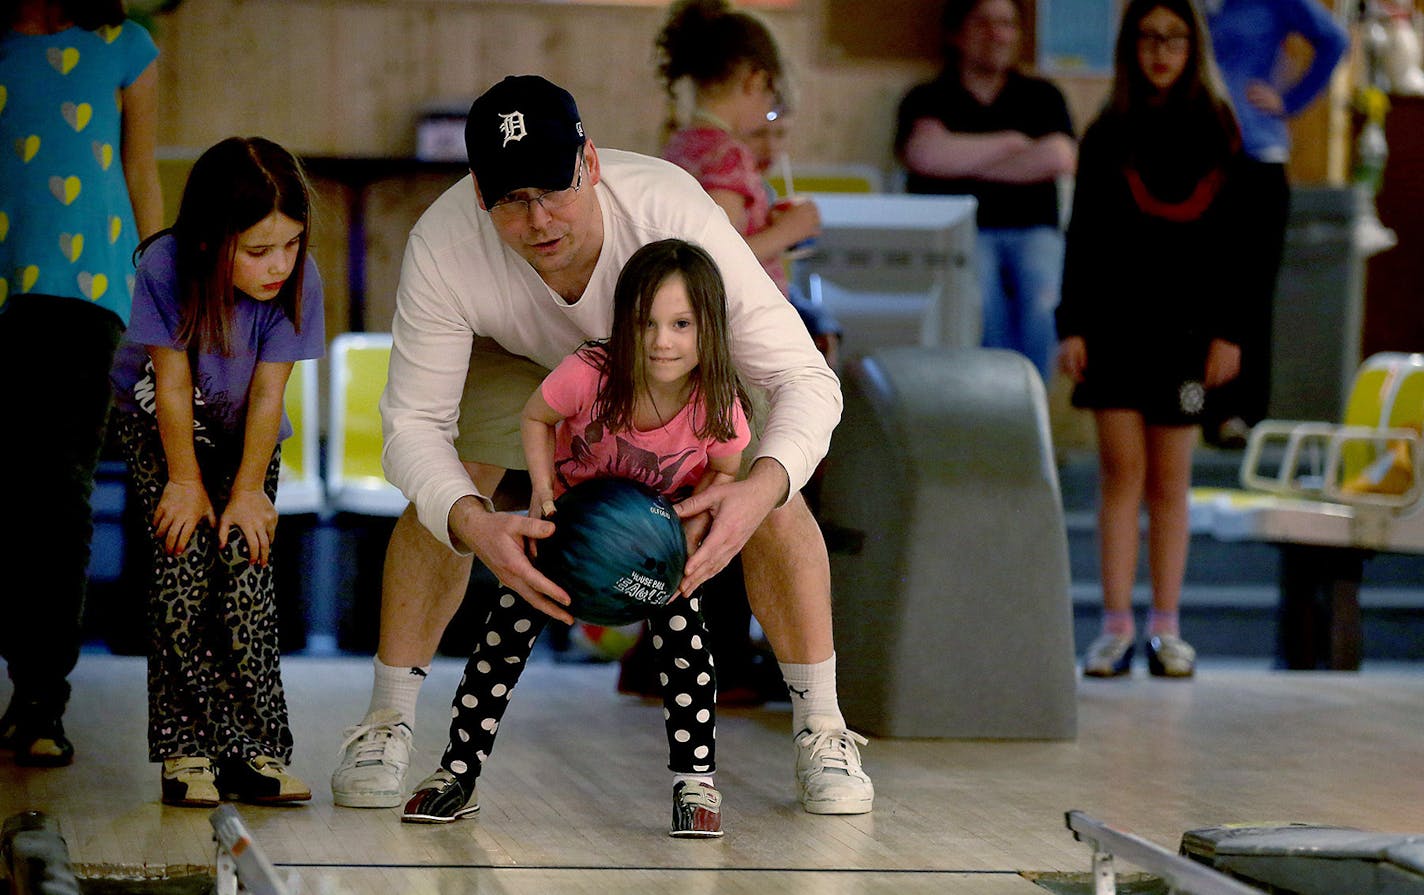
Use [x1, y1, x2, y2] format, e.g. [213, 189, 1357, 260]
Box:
[902, 123, 1034, 180]
[746, 456, 792, 509]
[977, 134, 1077, 184]
[446, 493, 494, 555]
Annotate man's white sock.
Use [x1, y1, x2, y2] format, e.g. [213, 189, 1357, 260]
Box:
[366, 657, 429, 726]
[779, 653, 845, 734]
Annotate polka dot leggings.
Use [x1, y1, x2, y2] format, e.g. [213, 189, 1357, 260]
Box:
[442, 589, 717, 785]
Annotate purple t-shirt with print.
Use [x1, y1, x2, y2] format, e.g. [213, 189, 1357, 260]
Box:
[110, 233, 325, 444]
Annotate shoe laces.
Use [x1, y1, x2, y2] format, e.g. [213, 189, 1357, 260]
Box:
[339, 717, 411, 766]
[799, 726, 868, 776]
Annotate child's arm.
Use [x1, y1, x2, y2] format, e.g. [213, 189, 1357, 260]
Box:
[706, 188, 750, 235]
[745, 198, 820, 264]
[217, 360, 293, 567]
[520, 387, 564, 522]
[147, 345, 216, 556]
[676, 452, 742, 598]
[120, 60, 163, 241]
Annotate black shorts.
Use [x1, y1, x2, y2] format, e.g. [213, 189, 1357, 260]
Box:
[1070, 339, 1210, 427]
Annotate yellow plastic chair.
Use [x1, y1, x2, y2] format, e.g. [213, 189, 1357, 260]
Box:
[326, 332, 408, 516]
[1235, 352, 1423, 509]
[274, 358, 325, 516]
[1188, 352, 1424, 669]
[767, 163, 883, 198]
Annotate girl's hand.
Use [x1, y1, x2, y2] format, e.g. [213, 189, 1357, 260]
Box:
[1245, 81, 1284, 116]
[153, 479, 216, 556]
[1205, 338, 1242, 388]
[526, 491, 557, 558]
[218, 488, 278, 567]
[527, 490, 557, 522]
[1057, 336, 1088, 383]
[769, 197, 822, 246]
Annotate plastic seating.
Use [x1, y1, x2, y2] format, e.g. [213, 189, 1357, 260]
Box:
[1193, 353, 1424, 547]
[1189, 352, 1424, 668]
[1236, 352, 1422, 508]
[274, 358, 325, 516]
[767, 163, 883, 197]
[325, 332, 409, 517]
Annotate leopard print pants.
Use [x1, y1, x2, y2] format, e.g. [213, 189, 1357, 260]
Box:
[115, 412, 294, 764]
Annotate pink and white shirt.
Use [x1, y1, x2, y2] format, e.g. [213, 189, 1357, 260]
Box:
[541, 347, 750, 499]
[663, 126, 788, 296]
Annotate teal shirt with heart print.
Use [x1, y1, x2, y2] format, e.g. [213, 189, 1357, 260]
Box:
[0, 20, 158, 323]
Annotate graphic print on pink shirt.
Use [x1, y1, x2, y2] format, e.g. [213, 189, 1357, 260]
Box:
[541, 349, 751, 500]
[557, 422, 704, 496]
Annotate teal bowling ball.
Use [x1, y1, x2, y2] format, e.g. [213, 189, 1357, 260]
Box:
[535, 477, 687, 625]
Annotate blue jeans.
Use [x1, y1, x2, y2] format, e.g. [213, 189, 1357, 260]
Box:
[975, 226, 1064, 381]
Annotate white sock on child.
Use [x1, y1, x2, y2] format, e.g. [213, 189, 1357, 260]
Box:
[779, 653, 846, 734]
[1148, 609, 1180, 637]
[1103, 609, 1135, 639]
[673, 773, 715, 789]
[366, 657, 429, 726]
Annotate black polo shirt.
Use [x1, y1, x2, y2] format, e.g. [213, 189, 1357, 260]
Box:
[895, 71, 1074, 230]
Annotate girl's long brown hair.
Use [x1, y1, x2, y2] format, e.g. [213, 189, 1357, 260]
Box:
[581, 238, 749, 442]
[136, 136, 313, 356]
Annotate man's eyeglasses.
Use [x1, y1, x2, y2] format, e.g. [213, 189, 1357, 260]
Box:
[1138, 30, 1190, 52]
[488, 150, 586, 221]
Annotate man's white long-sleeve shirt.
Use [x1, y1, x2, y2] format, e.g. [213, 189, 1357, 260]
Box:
[380, 148, 842, 549]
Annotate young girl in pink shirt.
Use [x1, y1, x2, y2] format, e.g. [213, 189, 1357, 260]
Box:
[656, 0, 837, 363]
[403, 239, 749, 838]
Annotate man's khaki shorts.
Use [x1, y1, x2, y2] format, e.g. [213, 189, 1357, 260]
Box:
[454, 337, 767, 478]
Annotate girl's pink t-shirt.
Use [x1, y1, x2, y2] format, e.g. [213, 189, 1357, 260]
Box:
[663, 126, 788, 296]
[540, 348, 751, 499]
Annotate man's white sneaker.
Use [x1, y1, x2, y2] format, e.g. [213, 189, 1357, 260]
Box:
[794, 715, 874, 815]
[331, 709, 413, 808]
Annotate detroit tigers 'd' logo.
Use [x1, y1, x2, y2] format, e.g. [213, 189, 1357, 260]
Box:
[499, 111, 527, 147]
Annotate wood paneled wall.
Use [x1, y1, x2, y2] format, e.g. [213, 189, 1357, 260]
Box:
[151, 0, 1343, 170]
[148, 0, 1347, 333]
[152, 0, 931, 166]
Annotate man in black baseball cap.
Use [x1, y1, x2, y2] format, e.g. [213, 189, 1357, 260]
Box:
[464, 75, 587, 206]
[335, 74, 873, 826]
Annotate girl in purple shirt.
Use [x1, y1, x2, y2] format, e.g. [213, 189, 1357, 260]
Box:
[109, 137, 325, 808]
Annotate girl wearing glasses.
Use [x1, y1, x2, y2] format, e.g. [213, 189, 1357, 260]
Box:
[404, 239, 749, 838]
[1056, 0, 1247, 679]
[646, 0, 841, 711]
[655, 0, 831, 341]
